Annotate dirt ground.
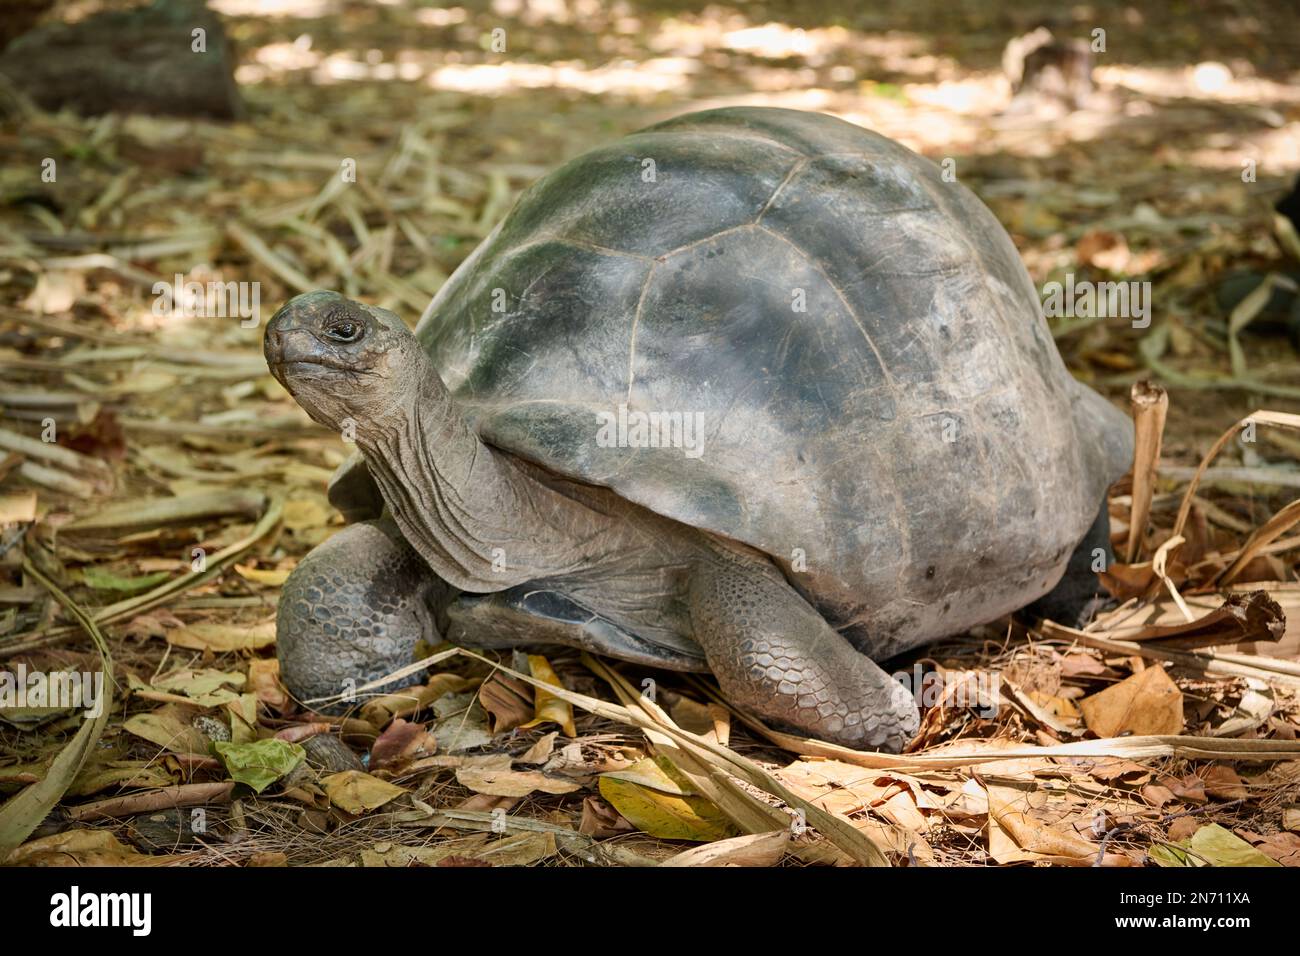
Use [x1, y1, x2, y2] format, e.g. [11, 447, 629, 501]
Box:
[1, 0, 1299, 867]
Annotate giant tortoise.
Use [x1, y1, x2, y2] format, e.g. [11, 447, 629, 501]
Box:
[263, 107, 1133, 752]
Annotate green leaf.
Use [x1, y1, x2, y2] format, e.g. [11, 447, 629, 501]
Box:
[214, 739, 305, 794]
[1151, 823, 1282, 867]
[0, 562, 113, 861]
[1149, 842, 1196, 867]
[81, 567, 171, 593]
[1189, 824, 1282, 867]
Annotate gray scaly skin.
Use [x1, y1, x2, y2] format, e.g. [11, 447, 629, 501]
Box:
[265, 291, 921, 750]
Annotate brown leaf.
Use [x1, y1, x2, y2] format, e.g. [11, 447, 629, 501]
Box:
[1079, 665, 1184, 737]
[1247, 831, 1300, 866]
[1167, 816, 1200, 842]
[579, 795, 635, 838]
[986, 785, 1129, 866]
[1141, 783, 1177, 808]
[477, 672, 533, 735]
[247, 658, 289, 712]
[1162, 774, 1208, 804]
[370, 718, 437, 771]
[1082, 757, 1153, 785]
[455, 757, 582, 798]
[1202, 764, 1249, 801]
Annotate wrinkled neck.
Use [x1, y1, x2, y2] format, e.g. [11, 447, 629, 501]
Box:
[354, 366, 592, 593]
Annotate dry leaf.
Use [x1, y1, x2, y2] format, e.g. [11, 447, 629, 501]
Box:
[7, 829, 197, 866]
[455, 755, 582, 798]
[519, 655, 576, 737]
[579, 795, 635, 837]
[599, 757, 737, 842]
[322, 770, 406, 814]
[1202, 764, 1249, 801]
[1080, 665, 1184, 737]
[987, 785, 1129, 866]
[477, 672, 533, 735]
[661, 830, 789, 867]
[166, 621, 276, 652]
[370, 718, 437, 771]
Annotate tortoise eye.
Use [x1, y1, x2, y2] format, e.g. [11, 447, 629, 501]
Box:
[325, 321, 364, 343]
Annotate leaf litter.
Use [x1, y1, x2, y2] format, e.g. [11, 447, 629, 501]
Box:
[2, 1, 1300, 867]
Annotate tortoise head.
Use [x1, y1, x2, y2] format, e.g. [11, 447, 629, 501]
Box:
[264, 291, 426, 432]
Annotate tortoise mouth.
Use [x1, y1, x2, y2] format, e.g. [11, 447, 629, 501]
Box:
[268, 355, 354, 374]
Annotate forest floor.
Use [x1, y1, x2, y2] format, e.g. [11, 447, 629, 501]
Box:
[1, 0, 1299, 867]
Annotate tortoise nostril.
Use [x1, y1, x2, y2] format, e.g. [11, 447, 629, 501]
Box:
[264, 326, 290, 363]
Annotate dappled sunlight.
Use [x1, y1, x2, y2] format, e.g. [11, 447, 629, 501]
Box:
[424, 57, 696, 96]
[1101, 62, 1300, 106]
[211, 0, 334, 17]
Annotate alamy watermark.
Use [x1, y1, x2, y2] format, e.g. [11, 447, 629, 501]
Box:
[892, 664, 1000, 717]
[595, 403, 706, 459]
[0, 664, 105, 719]
[1042, 273, 1151, 328]
[152, 274, 261, 328]
[50, 886, 151, 936]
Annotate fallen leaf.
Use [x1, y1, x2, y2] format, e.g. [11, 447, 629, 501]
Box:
[6, 828, 196, 866]
[455, 753, 582, 797]
[322, 770, 406, 814]
[246, 851, 288, 867]
[82, 567, 170, 593]
[123, 706, 210, 754]
[370, 718, 437, 771]
[598, 757, 737, 842]
[579, 795, 635, 837]
[661, 830, 790, 867]
[1244, 830, 1300, 866]
[1152, 823, 1282, 867]
[247, 658, 289, 711]
[477, 672, 533, 735]
[166, 621, 276, 652]
[1202, 764, 1249, 801]
[214, 739, 305, 793]
[1080, 665, 1184, 737]
[472, 831, 559, 866]
[235, 563, 292, 587]
[518, 731, 557, 765]
[360, 673, 476, 728]
[520, 655, 576, 737]
[987, 785, 1129, 866]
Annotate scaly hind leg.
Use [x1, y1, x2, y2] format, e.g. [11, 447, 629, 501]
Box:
[277, 518, 447, 710]
[688, 555, 920, 753]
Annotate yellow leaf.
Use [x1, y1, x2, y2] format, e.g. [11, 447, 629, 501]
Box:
[599, 757, 737, 842]
[167, 621, 276, 652]
[519, 655, 576, 737]
[7, 829, 197, 866]
[282, 497, 333, 531]
[235, 564, 292, 586]
[322, 770, 406, 814]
